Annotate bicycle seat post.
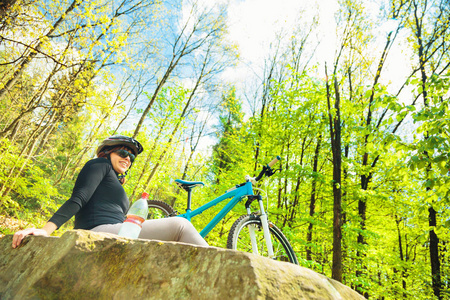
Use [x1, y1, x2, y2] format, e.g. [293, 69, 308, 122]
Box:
[186, 188, 192, 212]
[174, 179, 204, 221]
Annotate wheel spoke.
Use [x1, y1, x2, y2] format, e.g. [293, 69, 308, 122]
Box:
[227, 215, 298, 265]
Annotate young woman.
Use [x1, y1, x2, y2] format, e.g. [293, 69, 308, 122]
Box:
[12, 135, 208, 248]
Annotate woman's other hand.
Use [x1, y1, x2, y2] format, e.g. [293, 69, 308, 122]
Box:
[12, 222, 57, 248]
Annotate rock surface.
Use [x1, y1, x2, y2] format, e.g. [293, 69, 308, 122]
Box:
[0, 230, 365, 299]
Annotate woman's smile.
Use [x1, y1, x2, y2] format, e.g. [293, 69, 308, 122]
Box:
[110, 152, 131, 174]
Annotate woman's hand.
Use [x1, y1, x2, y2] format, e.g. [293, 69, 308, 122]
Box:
[12, 222, 57, 248]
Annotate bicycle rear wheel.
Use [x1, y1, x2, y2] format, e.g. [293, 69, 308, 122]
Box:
[227, 214, 298, 265]
[147, 200, 178, 219]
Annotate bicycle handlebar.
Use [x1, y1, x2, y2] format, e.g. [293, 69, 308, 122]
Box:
[255, 155, 281, 182]
[226, 156, 281, 192]
[268, 156, 281, 168]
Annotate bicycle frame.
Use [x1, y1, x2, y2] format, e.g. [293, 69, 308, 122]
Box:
[177, 181, 253, 237]
[176, 180, 275, 258]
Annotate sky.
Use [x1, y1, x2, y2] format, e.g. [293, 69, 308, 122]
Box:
[188, 0, 341, 153]
[185, 0, 413, 153]
[230, 0, 337, 53]
[222, 0, 410, 89]
[224, 0, 339, 81]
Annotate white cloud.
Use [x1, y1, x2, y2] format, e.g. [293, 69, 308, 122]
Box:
[224, 0, 414, 88]
[227, 0, 309, 62]
[196, 0, 414, 145]
[223, 0, 340, 84]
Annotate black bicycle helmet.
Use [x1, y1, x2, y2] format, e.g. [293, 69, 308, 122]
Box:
[96, 135, 144, 156]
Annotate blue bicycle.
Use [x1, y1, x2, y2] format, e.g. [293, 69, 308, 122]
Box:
[147, 157, 298, 264]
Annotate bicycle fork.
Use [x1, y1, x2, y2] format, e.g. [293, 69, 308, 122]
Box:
[245, 195, 274, 259]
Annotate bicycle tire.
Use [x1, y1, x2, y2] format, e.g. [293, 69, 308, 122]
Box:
[147, 200, 178, 219]
[227, 214, 299, 265]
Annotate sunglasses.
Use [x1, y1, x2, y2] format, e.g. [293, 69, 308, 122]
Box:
[114, 149, 135, 163]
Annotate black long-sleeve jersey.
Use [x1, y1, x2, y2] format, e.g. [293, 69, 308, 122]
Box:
[49, 158, 129, 230]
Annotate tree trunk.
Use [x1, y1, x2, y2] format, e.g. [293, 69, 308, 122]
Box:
[395, 216, 408, 298]
[306, 134, 321, 261]
[130, 115, 168, 201]
[429, 205, 442, 299]
[140, 66, 202, 189]
[0, 0, 79, 100]
[326, 66, 343, 282]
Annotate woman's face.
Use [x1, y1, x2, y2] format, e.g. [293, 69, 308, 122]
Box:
[109, 149, 133, 174]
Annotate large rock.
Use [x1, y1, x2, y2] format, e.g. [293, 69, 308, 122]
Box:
[0, 230, 365, 299]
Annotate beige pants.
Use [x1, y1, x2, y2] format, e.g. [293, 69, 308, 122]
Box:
[91, 217, 208, 246]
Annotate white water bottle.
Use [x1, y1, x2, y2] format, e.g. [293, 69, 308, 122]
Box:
[118, 192, 149, 239]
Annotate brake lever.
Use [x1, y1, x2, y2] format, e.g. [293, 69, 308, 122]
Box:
[265, 167, 281, 177]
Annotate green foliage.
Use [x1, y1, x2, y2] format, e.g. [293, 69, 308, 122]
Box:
[211, 87, 248, 182]
[0, 139, 62, 225]
[0, 0, 449, 298]
[408, 75, 450, 195]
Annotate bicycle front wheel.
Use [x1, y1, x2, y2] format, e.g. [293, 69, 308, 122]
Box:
[147, 200, 178, 219]
[227, 214, 299, 265]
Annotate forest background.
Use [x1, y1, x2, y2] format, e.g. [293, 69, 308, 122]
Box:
[0, 0, 449, 298]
